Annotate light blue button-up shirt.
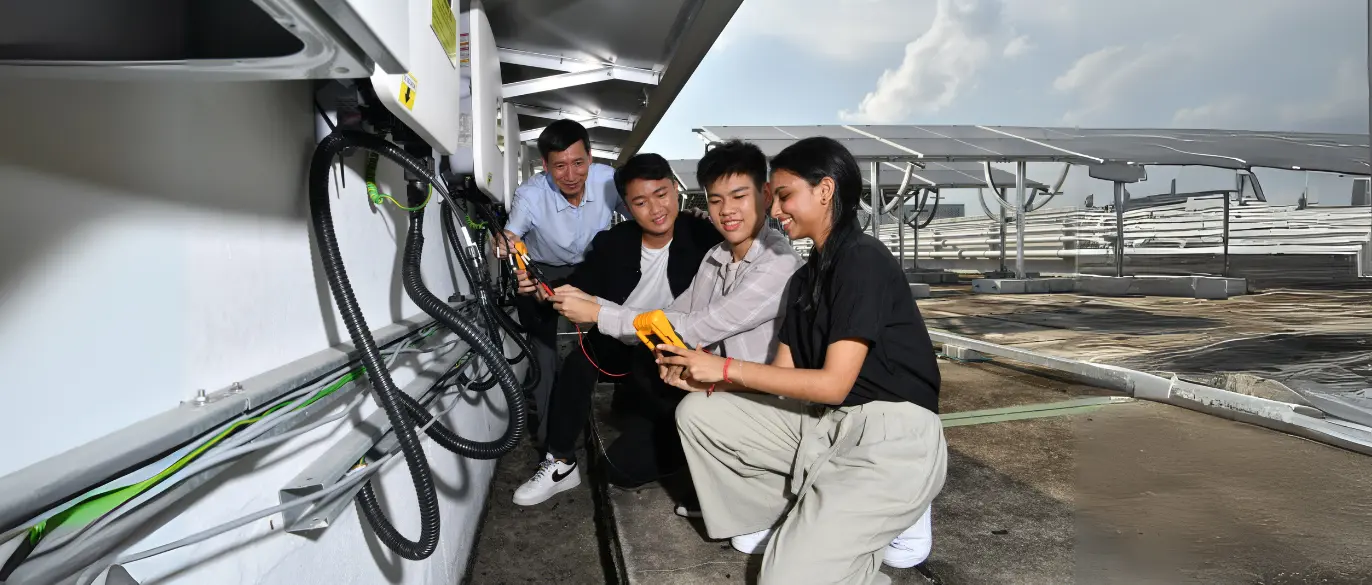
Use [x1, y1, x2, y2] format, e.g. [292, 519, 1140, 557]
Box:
[505, 162, 627, 266]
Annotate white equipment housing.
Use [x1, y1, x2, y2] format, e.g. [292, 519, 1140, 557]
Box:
[0, 0, 513, 203]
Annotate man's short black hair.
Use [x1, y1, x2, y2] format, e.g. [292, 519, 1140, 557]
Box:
[697, 139, 767, 194]
[614, 153, 675, 199]
[537, 119, 591, 160]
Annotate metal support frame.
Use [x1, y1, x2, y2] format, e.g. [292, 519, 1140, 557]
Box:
[870, 160, 882, 239]
[913, 191, 924, 270]
[5, 318, 471, 584]
[1113, 181, 1126, 277]
[503, 66, 654, 99]
[0, 313, 440, 535]
[1225, 172, 1236, 277]
[590, 145, 622, 160]
[1015, 160, 1027, 279]
[514, 104, 636, 143]
[998, 204, 1008, 274]
[498, 48, 660, 100]
[278, 338, 472, 533]
[927, 329, 1372, 457]
[898, 196, 907, 268]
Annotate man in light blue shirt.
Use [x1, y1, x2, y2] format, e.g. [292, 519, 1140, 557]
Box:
[499, 125, 627, 267]
[493, 119, 625, 443]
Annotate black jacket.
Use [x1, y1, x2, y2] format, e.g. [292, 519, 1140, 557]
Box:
[561, 215, 723, 305]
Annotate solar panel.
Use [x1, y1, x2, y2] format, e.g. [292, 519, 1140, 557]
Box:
[668, 159, 700, 191]
[861, 162, 1047, 189]
[697, 125, 1370, 175]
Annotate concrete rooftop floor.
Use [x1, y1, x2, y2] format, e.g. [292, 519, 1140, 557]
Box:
[469, 356, 1372, 584]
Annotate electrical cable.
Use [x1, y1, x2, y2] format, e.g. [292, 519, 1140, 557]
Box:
[20, 338, 467, 569]
[308, 130, 444, 561]
[76, 453, 397, 585]
[575, 324, 627, 378]
[395, 178, 525, 458]
[442, 199, 531, 371]
[441, 201, 507, 393]
[311, 130, 528, 560]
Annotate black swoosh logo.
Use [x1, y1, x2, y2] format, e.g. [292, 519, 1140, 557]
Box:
[551, 462, 576, 483]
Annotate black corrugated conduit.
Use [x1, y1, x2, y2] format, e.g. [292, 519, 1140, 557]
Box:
[308, 130, 524, 561]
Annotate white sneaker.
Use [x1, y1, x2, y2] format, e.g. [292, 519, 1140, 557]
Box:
[512, 454, 581, 506]
[883, 506, 933, 568]
[730, 528, 773, 555]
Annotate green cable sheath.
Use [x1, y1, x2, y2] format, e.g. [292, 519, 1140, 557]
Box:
[23, 323, 448, 551]
[365, 151, 432, 211]
[23, 370, 364, 549]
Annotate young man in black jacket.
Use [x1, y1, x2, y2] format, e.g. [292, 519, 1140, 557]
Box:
[511, 153, 722, 505]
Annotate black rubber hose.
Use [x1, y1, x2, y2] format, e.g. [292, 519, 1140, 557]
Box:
[400, 180, 526, 459]
[309, 131, 439, 561]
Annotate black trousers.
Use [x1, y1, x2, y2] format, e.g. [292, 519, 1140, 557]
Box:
[545, 329, 688, 487]
[512, 262, 578, 444]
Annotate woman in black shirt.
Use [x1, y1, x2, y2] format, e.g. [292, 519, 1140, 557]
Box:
[656, 136, 947, 585]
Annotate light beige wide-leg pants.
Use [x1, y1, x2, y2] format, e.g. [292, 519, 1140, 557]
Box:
[676, 391, 947, 585]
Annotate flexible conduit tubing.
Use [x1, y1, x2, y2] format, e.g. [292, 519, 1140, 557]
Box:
[397, 179, 526, 458]
[309, 130, 440, 560]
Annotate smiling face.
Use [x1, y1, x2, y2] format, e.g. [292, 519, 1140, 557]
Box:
[543, 140, 591, 199]
[623, 177, 680, 239]
[769, 169, 835, 245]
[706, 173, 767, 250]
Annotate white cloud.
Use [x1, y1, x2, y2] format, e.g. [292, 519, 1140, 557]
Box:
[1170, 59, 1368, 133]
[714, 0, 936, 62]
[1052, 42, 1186, 126]
[1170, 95, 1256, 129]
[1278, 59, 1368, 132]
[1003, 35, 1032, 58]
[839, 0, 1006, 124]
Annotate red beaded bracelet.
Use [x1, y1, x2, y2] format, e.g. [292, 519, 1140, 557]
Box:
[723, 357, 734, 384]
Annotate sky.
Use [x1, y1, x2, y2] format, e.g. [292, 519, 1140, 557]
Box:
[640, 0, 1371, 208]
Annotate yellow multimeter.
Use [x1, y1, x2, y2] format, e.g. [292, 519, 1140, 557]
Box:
[512, 241, 554, 297]
[633, 310, 686, 350]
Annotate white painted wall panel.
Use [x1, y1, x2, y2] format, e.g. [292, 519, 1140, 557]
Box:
[0, 78, 502, 584]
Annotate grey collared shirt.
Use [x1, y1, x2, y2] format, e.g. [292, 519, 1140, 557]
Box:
[597, 226, 802, 364]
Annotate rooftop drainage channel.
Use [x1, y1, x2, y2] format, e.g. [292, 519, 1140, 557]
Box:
[933, 330, 1372, 457]
[585, 386, 630, 585]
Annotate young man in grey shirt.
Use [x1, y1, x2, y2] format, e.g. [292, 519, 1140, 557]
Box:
[523, 140, 801, 502]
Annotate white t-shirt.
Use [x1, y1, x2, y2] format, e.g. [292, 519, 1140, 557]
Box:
[621, 241, 674, 311]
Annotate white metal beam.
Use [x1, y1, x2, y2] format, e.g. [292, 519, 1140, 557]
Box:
[512, 104, 634, 125]
[520, 118, 635, 143]
[591, 147, 621, 160]
[503, 68, 612, 98]
[499, 48, 660, 99]
[499, 48, 662, 85]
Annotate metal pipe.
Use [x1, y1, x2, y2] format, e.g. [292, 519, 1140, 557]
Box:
[898, 194, 906, 268]
[998, 203, 1007, 274]
[912, 190, 920, 270]
[1225, 173, 1235, 277]
[926, 330, 1372, 457]
[870, 160, 882, 241]
[1015, 160, 1027, 279]
[0, 312, 443, 536]
[1113, 181, 1126, 277]
[9, 328, 472, 585]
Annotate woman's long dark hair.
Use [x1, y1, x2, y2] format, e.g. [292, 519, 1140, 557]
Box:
[770, 136, 863, 312]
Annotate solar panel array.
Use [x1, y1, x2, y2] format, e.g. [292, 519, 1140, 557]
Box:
[669, 158, 1048, 192]
[696, 125, 1371, 176]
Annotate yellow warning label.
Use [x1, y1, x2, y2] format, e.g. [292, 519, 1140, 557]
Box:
[432, 0, 459, 68]
[399, 73, 418, 110]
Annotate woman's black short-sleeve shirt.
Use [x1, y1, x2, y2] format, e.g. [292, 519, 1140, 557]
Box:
[778, 233, 940, 413]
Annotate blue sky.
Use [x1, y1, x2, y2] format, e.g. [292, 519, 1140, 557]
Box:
[641, 0, 1370, 208]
